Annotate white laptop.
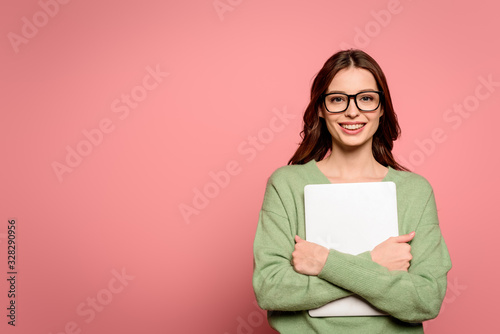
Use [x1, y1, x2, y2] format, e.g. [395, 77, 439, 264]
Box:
[304, 182, 398, 317]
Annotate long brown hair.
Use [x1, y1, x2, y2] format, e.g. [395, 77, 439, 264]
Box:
[288, 49, 408, 171]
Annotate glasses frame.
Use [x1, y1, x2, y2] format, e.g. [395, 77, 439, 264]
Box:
[322, 90, 384, 113]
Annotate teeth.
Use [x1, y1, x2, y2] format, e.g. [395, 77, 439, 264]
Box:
[341, 123, 365, 130]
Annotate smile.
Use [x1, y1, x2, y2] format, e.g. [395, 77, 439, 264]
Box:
[339, 123, 366, 130]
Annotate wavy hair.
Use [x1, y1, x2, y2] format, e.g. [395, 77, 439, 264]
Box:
[288, 49, 408, 171]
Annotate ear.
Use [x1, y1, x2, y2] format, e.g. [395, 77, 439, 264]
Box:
[318, 107, 325, 119]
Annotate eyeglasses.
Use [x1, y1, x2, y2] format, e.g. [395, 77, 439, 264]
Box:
[322, 91, 383, 113]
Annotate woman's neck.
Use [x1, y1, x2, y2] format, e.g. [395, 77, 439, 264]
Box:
[316, 145, 388, 183]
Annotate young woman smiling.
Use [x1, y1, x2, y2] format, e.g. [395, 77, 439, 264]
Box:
[253, 49, 451, 333]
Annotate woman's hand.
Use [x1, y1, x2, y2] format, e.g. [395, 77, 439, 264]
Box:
[370, 232, 415, 271]
[291, 235, 329, 276]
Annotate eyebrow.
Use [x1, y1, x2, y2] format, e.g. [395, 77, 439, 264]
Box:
[325, 89, 378, 94]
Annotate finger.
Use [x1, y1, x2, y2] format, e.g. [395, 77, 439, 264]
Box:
[295, 235, 302, 243]
[393, 231, 415, 243]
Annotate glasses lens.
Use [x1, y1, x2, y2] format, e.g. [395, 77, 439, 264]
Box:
[324, 94, 348, 112]
[356, 92, 380, 111]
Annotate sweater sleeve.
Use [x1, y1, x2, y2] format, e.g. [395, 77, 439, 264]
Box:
[317, 189, 452, 323]
[253, 182, 353, 311]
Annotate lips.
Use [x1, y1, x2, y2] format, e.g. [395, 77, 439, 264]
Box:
[339, 123, 366, 130]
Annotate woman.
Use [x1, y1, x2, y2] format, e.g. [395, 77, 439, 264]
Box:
[252, 49, 451, 333]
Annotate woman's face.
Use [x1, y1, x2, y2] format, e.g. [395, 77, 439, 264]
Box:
[320, 66, 383, 151]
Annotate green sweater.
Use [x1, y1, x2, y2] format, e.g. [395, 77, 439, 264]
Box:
[253, 160, 452, 333]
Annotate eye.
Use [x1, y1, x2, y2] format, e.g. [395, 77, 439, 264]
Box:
[359, 94, 374, 102]
[328, 95, 346, 104]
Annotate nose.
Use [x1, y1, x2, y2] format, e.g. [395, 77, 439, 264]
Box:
[344, 97, 360, 118]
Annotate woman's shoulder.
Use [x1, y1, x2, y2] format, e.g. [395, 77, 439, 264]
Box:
[270, 162, 311, 177]
[267, 160, 318, 186]
[389, 168, 434, 194]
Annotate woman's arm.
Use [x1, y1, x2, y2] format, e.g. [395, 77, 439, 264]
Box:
[253, 208, 353, 311]
[315, 190, 451, 323]
[292, 231, 418, 275]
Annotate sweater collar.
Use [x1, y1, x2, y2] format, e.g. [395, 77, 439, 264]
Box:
[306, 159, 394, 184]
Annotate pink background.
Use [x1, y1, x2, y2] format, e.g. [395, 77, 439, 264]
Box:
[1, 0, 499, 333]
